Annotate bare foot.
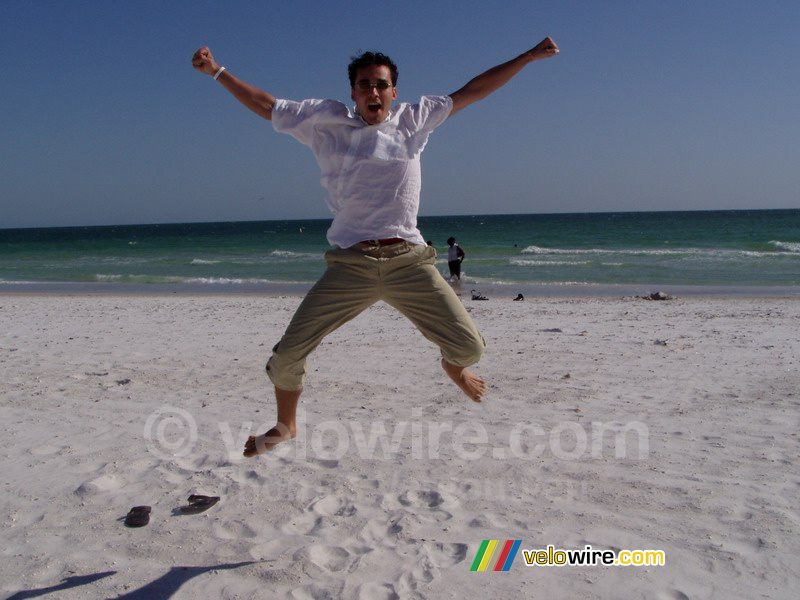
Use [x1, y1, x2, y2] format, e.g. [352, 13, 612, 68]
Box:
[441, 359, 486, 402]
[243, 423, 296, 458]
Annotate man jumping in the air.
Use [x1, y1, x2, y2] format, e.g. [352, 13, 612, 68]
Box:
[191, 37, 560, 457]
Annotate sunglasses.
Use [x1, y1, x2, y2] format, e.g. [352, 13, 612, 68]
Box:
[355, 79, 392, 91]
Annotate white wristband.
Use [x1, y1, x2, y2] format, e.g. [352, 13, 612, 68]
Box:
[212, 66, 226, 80]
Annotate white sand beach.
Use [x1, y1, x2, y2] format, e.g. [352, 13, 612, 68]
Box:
[1, 292, 798, 599]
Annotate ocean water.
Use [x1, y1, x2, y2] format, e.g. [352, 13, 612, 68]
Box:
[1, 210, 799, 294]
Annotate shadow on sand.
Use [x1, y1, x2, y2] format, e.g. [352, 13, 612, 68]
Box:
[6, 572, 117, 599]
[7, 561, 260, 600]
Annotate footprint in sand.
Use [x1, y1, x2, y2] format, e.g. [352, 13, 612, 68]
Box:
[298, 544, 352, 573]
[395, 490, 453, 523]
[213, 520, 259, 540]
[423, 541, 469, 568]
[289, 582, 345, 600]
[360, 515, 404, 544]
[396, 540, 470, 591]
[284, 513, 323, 536]
[29, 444, 64, 456]
[467, 513, 507, 529]
[399, 561, 435, 590]
[355, 582, 398, 600]
[309, 495, 356, 517]
[398, 489, 444, 509]
[74, 474, 124, 498]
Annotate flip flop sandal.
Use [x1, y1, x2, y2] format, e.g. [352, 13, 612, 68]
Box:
[180, 495, 220, 514]
[124, 505, 151, 527]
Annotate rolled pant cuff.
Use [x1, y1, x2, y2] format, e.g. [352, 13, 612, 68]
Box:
[265, 359, 304, 392]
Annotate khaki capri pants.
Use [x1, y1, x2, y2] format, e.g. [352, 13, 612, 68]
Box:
[266, 241, 485, 391]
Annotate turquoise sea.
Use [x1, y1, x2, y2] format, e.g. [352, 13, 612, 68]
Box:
[1, 210, 799, 295]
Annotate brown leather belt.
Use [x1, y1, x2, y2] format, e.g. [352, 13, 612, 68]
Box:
[360, 238, 406, 246]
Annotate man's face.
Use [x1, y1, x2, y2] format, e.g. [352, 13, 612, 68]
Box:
[351, 64, 397, 125]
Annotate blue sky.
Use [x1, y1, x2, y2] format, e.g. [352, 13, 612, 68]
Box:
[1, 0, 798, 228]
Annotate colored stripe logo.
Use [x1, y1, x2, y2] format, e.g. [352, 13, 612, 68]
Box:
[470, 540, 522, 571]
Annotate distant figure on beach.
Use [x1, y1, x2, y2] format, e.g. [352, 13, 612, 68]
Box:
[471, 289, 489, 301]
[514, 293, 524, 301]
[191, 37, 559, 458]
[447, 237, 466, 281]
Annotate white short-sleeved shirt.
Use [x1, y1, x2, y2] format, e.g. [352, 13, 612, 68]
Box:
[272, 95, 453, 248]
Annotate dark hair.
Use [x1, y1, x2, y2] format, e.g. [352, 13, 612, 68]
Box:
[348, 51, 399, 87]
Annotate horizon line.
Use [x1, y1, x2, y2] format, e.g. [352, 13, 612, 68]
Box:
[3, 207, 798, 232]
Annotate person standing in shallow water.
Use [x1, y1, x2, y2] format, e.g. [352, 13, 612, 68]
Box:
[447, 237, 466, 281]
[191, 37, 560, 458]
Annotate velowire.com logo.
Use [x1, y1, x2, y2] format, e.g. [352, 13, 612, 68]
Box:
[469, 540, 522, 572]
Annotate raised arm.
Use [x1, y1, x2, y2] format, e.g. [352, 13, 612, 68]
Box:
[448, 37, 559, 117]
[191, 47, 276, 121]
